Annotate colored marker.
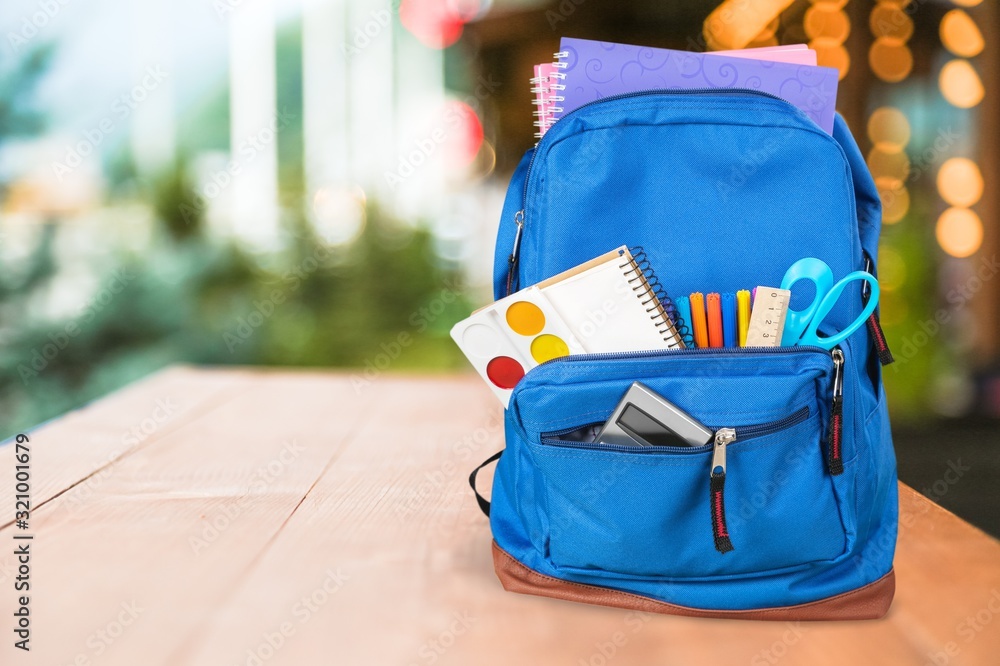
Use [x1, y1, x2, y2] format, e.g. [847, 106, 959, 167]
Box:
[675, 295, 694, 348]
[688, 292, 709, 349]
[706, 293, 723, 348]
[737, 290, 751, 347]
[722, 292, 737, 348]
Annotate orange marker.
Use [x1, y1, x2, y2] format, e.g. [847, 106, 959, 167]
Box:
[688, 292, 709, 349]
[706, 293, 724, 348]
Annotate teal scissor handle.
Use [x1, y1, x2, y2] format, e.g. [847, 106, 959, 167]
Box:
[780, 258, 834, 344]
[780, 258, 880, 350]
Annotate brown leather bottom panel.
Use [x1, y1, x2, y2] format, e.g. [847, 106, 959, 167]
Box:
[492, 541, 894, 621]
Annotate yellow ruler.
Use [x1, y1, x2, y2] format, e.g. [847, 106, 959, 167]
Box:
[745, 287, 790, 347]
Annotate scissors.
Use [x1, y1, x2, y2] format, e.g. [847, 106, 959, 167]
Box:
[780, 257, 880, 350]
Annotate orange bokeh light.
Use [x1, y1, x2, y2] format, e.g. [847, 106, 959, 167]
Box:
[936, 208, 983, 258]
[869, 3, 913, 41]
[867, 107, 910, 151]
[810, 39, 850, 79]
[868, 146, 911, 182]
[869, 38, 913, 83]
[939, 59, 985, 108]
[937, 158, 984, 208]
[805, 6, 850, 42]
[940, 10, 984, 58]
[875, 178, 910, 224]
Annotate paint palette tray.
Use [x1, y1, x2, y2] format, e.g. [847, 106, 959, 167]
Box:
[450, 287, 583, 407]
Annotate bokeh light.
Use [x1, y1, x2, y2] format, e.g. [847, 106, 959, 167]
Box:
[937, 158, 984, 207]
[868, 146, 911, 182]
[877, 246, 907, 292]
[400, 0, 475, 49]
[940, 9, 985, 58]
[748, 35, 780, 48]
[703, 0, 794, 50]
[869, 38, 913, 83]
[939, 59, 985, 108]
[440, 100, 484, 168]
[949, 0, 983, 7]
[869, 4, 913, 41]
[755, 16, 781, 40]
[810, 39, 850, 79]
[311, 186, 367, 246]
[809, 0, 848, 9]
[936, 207, 983, 258]
[805, 1, 851, 79]
[876, 178, 910, 224]
[805, 6, 850, 42]
[867, 106, 911, 151]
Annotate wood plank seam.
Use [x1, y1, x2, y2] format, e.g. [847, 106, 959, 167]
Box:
[0, 370, 257, 533]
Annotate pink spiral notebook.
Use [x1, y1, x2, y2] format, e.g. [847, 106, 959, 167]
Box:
[530, 39, 835, 138]
[531, 63, 560, 139]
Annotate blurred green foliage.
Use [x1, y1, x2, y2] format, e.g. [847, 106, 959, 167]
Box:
[0, 193, 472, 437]
[0, 39, 472, 439]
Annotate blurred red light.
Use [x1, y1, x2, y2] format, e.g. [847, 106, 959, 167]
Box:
[400, 0, 476, 49]
[442, 100, 484, 167]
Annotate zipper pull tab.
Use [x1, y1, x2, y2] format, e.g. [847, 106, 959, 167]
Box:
[865, 314, 894, 365]
[828, 348, 845, 475]
[505, 210, 525, 296]
[710, 428, 736, 554]
[863, 254, 894, 365]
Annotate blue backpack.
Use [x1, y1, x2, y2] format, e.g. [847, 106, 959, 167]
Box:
[470, 90, 898, 620]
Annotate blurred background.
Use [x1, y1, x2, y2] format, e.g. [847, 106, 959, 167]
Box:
[1, 0, 997, 533]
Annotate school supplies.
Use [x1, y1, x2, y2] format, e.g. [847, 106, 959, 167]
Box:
[744, 287, 790, 347]
[530, 63, 559, 140]
[537, 246, 685, 353]
[530, 44, 816, 139]
[596, 382, 714, 448]
[688, 292, 709, 348]
[736, 290, 751, 347]
[475, 47, 900, 621]
[706, 293, 724, 348]
[450, 286, 585, 406]
[674, 296, 694, 348]
[722, 292, 738, 348]
[780, 257, 880, 350]
[453, 247, 684, 406]
[548, 37, 839, 133]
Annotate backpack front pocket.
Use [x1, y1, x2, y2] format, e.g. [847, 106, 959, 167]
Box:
[509, 348, 850, 580]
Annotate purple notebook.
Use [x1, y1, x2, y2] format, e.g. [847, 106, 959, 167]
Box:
[554, 37, 838, 134]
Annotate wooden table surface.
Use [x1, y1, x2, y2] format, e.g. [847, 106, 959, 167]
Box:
[2, 366, 999, 666]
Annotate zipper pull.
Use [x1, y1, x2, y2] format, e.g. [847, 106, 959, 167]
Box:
[710, 428, 736, 554]
[827, 348, 845, 475]
[505, 210, 525, 296]
[865, 314, 894, 365]
[863, 254, 894, 365]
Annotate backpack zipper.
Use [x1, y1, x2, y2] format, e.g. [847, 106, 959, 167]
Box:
[863, 252, 894, 366]
[710, 428, 736, 554]
[827, 347, 845, 475]
[541, 405, 810, 455]
[542, 406, 811, 555]
[525, 343, 828, 370]
[505, 88, 812, 295]
[506, 210, 525, 294]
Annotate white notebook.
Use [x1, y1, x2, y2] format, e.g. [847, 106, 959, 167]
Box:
[537, 246, 684, 352]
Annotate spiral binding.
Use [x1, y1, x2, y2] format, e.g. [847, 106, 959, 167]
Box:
[620, 247, 689, 349]
[530, 65, 560, 139]
[530, 55, 573, 140]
